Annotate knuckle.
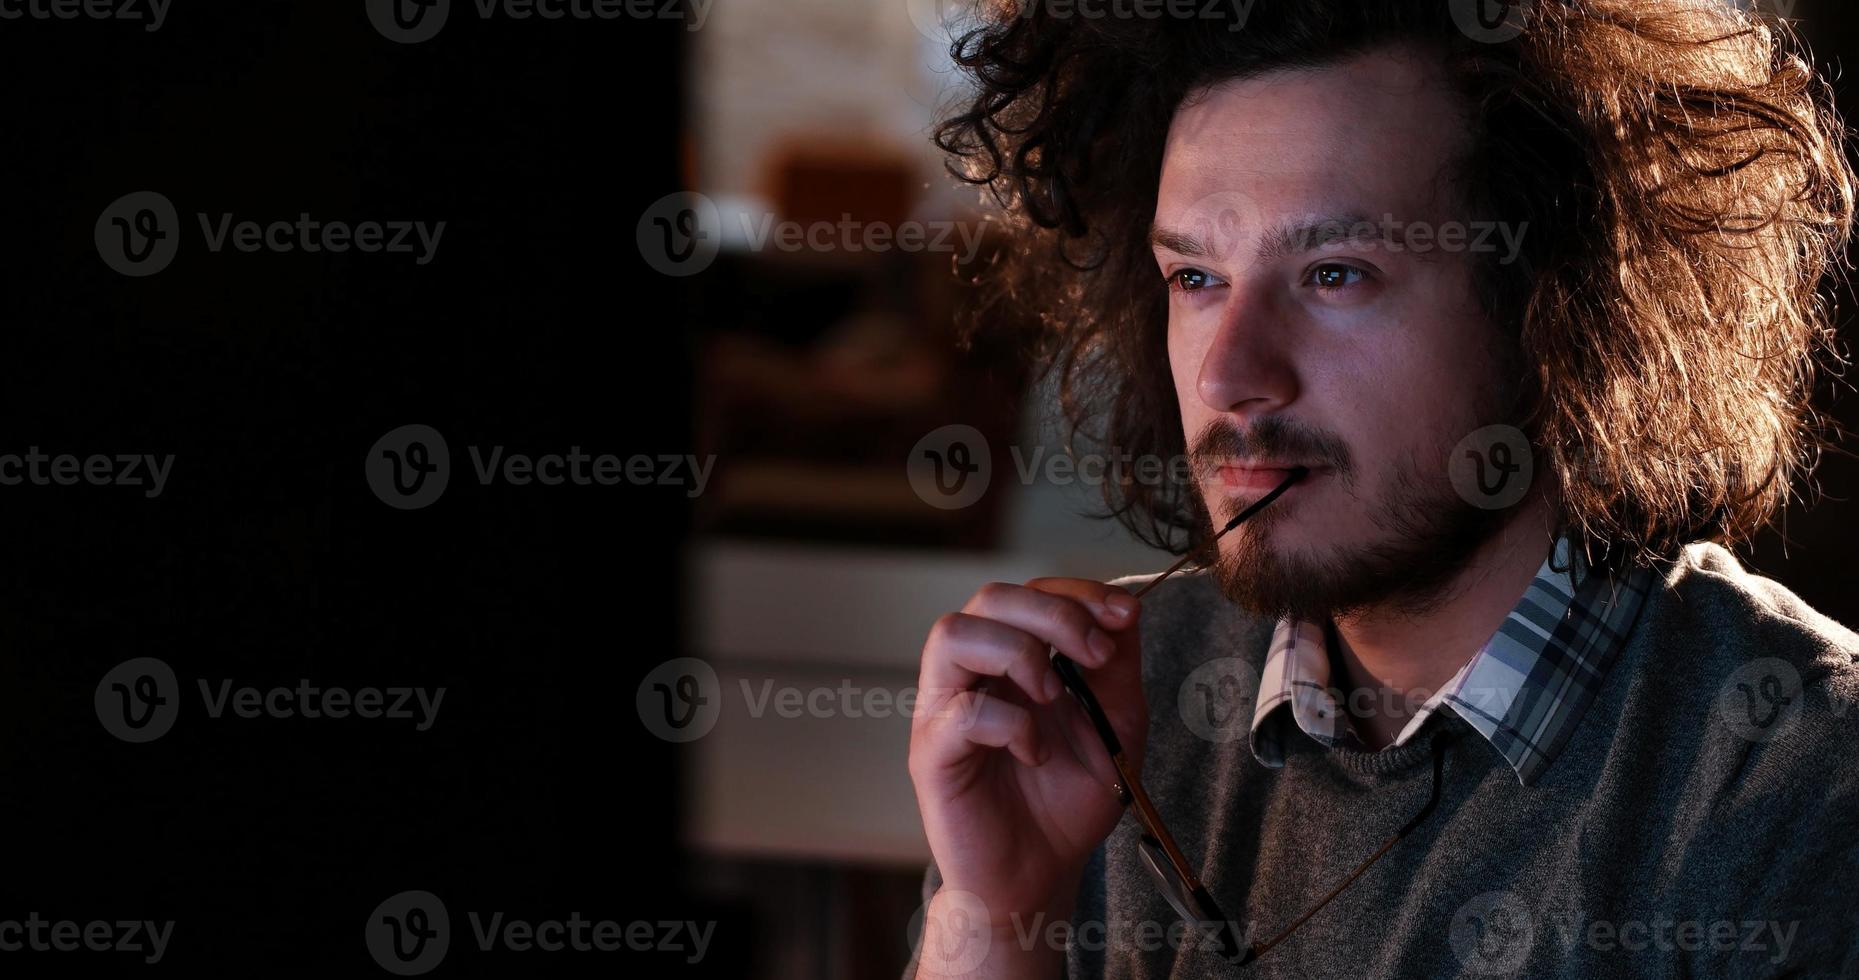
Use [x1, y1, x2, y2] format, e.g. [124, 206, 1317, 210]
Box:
[926, 611, 964, 649]
[906, 749, 936, 785]
[1047, 597, 1091, 638]
[970, 580, 1015, 609]
[934, 689, 979, 726]
[1017, 630, 1050, 665]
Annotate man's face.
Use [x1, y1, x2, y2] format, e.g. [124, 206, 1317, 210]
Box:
[1153, 46, 1522, 621]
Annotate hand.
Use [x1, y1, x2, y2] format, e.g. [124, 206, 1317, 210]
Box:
[908, 577, 1147, 939]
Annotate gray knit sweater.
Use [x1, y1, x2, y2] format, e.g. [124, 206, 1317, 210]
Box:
[904, 542, 1859, 978]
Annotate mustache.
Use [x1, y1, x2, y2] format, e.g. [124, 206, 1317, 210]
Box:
[1189, 416, 1352, 475]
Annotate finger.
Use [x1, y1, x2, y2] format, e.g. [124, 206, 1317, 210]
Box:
[1023, 577, 1146, 696]
[960, 581, 1118, 670]
[1023, 579, 1149, 766]
[1023, 577, 1144, 633]
[919, 612, 1065, 714]
[914, 690, 1047, 773]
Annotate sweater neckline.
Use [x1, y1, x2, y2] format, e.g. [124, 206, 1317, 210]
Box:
[1318, 711, 1474, 781]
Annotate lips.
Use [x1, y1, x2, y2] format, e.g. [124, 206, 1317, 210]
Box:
[1213, 464, 1317, 494]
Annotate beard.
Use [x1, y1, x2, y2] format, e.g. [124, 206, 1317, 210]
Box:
[1205, 451, 1515, 622]
[1192, 361, 1529, 622]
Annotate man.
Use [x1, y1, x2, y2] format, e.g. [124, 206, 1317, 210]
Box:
[904, 1, 1859, 976]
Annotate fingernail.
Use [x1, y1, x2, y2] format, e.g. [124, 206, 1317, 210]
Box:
[1106, 593, 1139, 617]
[1043, 669, 1064, 702]
[1089, 628, 1115, 661]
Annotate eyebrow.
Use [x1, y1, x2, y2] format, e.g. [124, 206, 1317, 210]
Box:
[1148, 211, 1400, 262]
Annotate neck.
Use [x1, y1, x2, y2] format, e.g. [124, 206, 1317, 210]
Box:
[1330, 493, 1558, 750]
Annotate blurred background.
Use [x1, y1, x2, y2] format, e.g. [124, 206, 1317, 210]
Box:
[666, 4, 1859, 980]
[673, 2, 1859, 978]
[0, 0, 1853, 977]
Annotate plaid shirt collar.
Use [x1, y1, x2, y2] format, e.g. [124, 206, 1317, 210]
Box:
[1248, 535, 1655, 786]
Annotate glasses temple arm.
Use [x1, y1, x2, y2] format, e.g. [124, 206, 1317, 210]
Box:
[1244, 731, 1460, 962]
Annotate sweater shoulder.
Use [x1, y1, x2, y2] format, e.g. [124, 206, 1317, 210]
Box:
[1653, 541, 1859, 692]
[1632, 541, 1859, 804]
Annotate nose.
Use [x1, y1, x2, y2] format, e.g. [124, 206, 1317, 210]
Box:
[1194, 288, 1299, 419]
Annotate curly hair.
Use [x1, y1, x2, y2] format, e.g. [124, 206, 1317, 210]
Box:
[932, 0, 1855, 570]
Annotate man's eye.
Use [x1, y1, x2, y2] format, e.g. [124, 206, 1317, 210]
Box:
[1164, 268, 1218, 293]
[1307, 263, 1368, 290]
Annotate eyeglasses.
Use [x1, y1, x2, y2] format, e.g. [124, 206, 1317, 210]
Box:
[1047, 466, 1458, 964]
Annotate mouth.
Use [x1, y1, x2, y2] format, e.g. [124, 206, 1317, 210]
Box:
[1213, 463, 1323, 495]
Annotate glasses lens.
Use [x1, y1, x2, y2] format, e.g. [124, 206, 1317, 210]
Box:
[1137, 834, 1206, 926]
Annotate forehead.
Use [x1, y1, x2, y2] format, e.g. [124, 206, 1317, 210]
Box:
[1157, 46, 1471, 232]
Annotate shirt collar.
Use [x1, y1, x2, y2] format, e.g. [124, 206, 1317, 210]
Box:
[1248, 535, 1654, 786]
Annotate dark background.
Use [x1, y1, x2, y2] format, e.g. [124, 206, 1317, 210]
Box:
[0, 1, 1857, 979]
[0, 1, 733, 975]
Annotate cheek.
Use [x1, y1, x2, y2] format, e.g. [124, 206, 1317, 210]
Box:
[1329, 284, 1490, 408]
[1303, 339, 1458, 484]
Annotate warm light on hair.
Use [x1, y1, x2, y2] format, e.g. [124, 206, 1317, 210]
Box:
[933, 0, 1855, 570]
